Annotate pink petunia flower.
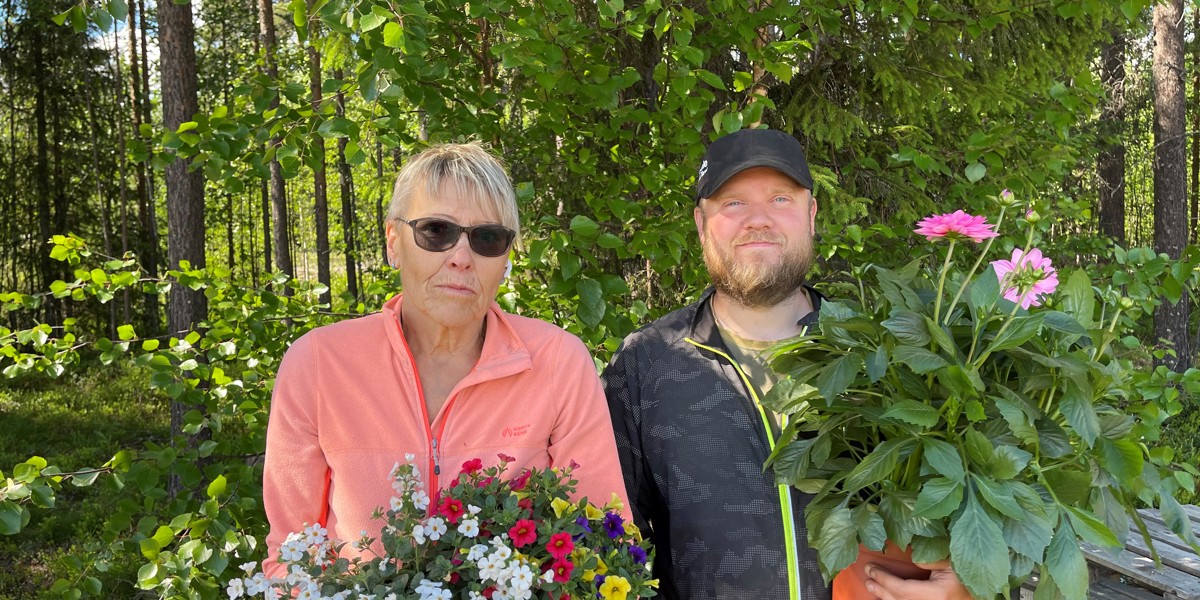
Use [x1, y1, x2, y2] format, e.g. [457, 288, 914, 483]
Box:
[914, 210, 999, 243]
[508, 519, 538, 548]
[991, 248, 1059, 309]
[546, 531, 574, 559]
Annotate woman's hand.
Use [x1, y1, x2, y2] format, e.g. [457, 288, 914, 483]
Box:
[863, 560, 973, 600]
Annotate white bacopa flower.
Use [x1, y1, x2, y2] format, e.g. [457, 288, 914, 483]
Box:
[411, 490, 430, 511]
[467, 543, 489, 562]
[295, 589, 318, 600]
[509, 564, 534, 591]
[412, 524, 427, 545]
[225, 577, 244, 599]
[239, 561, 258, 575]
[468, 593, 485, 600]
[279, 540, 305, 563]
[509, 588, 532, 600]
[490, 543, 512, 561]
[243, 573, 267, 595]
[424, 517, 447, 541]
[541, 569, 555, 583]
[385, 595, 399, 600]
[302, 523, 328, 545]
[467, 504, 482, 515]
[457, 518, 480, 538]
[405, 453, 416, 462]
[286, 564, 310, 586]
[389, 495, 405, 512]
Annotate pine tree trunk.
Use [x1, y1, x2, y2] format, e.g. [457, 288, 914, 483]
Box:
[334, 67, 358, 300]
[1152, 0, 1193, 370]
[1192, 8, 1199, 246]
[259, 0, 293, 287]
[137, 0, 161, 333]
[309, 8, 330, 305]
[1098, 33, 1126, 246]
[157, 0, 208, 464]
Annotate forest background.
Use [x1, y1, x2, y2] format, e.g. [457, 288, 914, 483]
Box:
[1, 0, 1200, 597]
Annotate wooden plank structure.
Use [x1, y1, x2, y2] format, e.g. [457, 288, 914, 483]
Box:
[1077, 505, 1200, 600]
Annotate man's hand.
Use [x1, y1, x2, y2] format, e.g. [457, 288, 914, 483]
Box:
[863, 560, 973, 600]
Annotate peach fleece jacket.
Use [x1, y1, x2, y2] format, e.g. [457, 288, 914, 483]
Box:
[262, 294, 628, 577]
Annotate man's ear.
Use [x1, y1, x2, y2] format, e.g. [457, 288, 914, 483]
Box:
[694, 204, 706, 244]
[809, 194, 818, 231]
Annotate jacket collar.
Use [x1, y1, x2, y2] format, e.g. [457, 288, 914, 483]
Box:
[688, 284, 825, 350]
[382, 294, 533, 387]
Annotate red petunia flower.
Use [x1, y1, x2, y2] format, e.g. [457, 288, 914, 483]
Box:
[437, 496, 465, 524]
[461, 458, 483, 475]
[551, 558, 574, 583]
[546, 531, 574, 559]
[510, 470, 532, 491]
[508, 518, 538, 547]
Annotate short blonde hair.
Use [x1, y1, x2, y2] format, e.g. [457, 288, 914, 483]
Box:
[387, 143, 521, 245]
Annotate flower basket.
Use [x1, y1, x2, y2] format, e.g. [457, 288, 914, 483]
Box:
[764, 196, 1200, 599]
[230, 455, 656, 600]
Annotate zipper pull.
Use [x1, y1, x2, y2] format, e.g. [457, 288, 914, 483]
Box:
[432, 438, 441, 475]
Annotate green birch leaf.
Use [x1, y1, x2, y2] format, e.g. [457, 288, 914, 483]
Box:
[882, 399, 939, 428]
[892, 345, 949, 374]
[0, 500, 27, 535]
[949, 492, 1010, 598]
[965, 162, 986, 183]
[1044, 519, 1089, 600]
[913, 477, 964, 519]
[844, 439, 916, 493]
[382, 21, 404, 48]
[921, 438, 965, 481]
[575, 278, 605, 328]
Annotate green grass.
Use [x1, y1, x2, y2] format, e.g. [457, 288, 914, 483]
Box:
[0, 364, 169, 599]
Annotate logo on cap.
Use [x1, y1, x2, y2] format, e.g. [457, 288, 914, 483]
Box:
[698, 160, 709, 180]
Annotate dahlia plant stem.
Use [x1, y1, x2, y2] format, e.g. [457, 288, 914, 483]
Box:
[971, 299, 1022, 369]
[943, 205, 1009, 327]
[932, 239, 958, 324]
[1090, 307, 1126, 362]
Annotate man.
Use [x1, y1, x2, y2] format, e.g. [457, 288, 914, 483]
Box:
[602, 129, 969, 600]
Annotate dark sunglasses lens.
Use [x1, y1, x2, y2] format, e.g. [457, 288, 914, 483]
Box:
[413, 220, 460, 251]
[469, 226, 513, 257]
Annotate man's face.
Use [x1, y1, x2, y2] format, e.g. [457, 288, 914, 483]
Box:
[693, 166, 817, 308]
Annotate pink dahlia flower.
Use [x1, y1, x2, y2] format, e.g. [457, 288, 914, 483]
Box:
[991, 248, 1059, 309]
[914, 210, 999, 243]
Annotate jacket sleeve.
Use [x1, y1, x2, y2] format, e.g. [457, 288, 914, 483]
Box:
[545, 332, 632, 521]
[261, 332, 329, 579]
[601, 338, 660, 533]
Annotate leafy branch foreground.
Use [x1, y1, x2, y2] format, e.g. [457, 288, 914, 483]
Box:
[2, 233, 1199, 599]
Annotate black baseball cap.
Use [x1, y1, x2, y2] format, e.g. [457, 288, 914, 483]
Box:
[695, 129, 813, 202]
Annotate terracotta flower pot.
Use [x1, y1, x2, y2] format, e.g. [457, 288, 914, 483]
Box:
[832, 543, 932, 600]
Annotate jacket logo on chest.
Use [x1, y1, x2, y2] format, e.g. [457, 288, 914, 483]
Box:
[501, 424, 531, 438]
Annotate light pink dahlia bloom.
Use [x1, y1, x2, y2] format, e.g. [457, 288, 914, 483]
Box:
[914, 210, 999, 243]
[991, 248, 1059, 309]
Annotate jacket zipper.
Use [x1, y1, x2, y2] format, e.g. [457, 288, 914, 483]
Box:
[685, 337, 802, 600]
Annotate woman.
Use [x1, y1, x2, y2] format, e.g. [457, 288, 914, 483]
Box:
[262, 143, 627, 577]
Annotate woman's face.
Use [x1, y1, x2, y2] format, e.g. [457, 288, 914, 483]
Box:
[386, 185, 510, 333]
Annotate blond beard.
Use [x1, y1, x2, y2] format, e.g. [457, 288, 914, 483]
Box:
[702, 231, 813, 308]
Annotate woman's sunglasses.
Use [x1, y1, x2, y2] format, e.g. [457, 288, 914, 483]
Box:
[398, 217, 515, 258]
